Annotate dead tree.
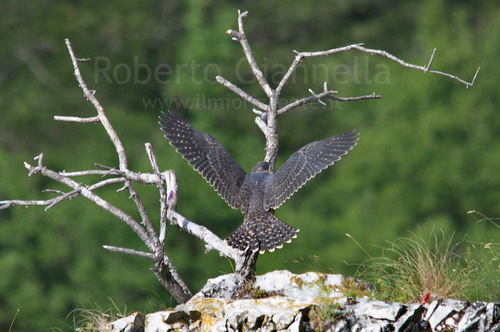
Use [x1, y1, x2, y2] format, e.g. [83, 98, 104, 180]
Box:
[0, 10, 478, 304]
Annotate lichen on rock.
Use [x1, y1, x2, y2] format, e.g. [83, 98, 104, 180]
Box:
[105, 270, 500, 331]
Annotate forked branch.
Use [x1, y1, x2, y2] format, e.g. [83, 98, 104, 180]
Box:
[0, 39, 259, 304]
[226, 10, 273, 98]
[220, 11, 479, 169]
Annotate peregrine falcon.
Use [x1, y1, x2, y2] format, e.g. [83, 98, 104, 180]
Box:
[159, 112, 358, 253]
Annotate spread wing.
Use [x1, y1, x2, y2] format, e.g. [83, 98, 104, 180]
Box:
[265, 131, 358, 210]
[159, 112, 247, 209]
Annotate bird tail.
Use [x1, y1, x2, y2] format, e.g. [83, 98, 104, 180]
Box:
[226, 212, 299, 253]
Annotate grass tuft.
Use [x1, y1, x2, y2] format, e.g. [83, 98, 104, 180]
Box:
[356, 229, 473, 303]
[66, 298, 128, 332]
[463, 210, 500, 302]
[308, 303, 345, 331]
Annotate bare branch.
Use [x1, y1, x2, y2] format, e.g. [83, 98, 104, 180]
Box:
[88, 178, 127, 190]
[125, 181, 158, 244]
[5, 172, 153, 250]
[164, 170, 178, 212]
[104, 238, 194, 302]
[45, 189, 80, 210]
[163, 180, 254, 273]
[5, 38, 270, 303]
[219, 12, 477, 172]
[145, 144, 161, 180]
[74, 163, 166, 186]
[470, 67, 481, 87]
[42, 189, 66, 195]
[254, 115, 269, 135]
[54, 115, 100, 123]
[309, 88, 327, 106]
[277, 82, 382, 114]
[226, 10, 274, 98]
[326, 93, 381, 102]
[425, 48, 437, 71]
[216, 75, 268, 111]
[275, 52, 310, 98]
[151, 255, 193, 303]
[252, 108, 265, 117]
[277, 94, 325, 115]
[60, 169, 112, 177]
[1, 198, 60, 210]
[103, 245, 154, 259]
[65, 39, 129, 169]
[296, 43, 479, 88]
[167, 210, 239, 260]
[25, 158, 154, 250]
[0, 145, 192, 301]
[145, 143, 169, 246]
[61, 166, 164, 186]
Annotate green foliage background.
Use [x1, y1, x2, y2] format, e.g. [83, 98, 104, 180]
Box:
[0, 0, 498, 330]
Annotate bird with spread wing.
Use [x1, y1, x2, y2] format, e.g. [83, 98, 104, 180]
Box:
[159, 112, 358, 253]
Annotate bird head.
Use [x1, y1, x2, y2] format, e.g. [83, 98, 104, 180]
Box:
[251, 161, 270, 173]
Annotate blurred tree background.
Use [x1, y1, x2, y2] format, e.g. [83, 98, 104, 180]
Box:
[0, 0, 498, 330]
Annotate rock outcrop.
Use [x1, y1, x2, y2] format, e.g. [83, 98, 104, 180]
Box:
[105, 270, 500, 331]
